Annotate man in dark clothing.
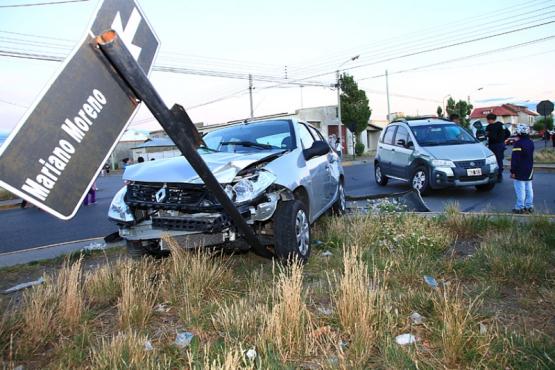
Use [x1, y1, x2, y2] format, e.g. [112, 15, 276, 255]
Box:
[485, 113, 505, 182]
[510, 124, 534, 214]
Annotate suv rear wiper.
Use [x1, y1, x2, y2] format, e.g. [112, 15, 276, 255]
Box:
[220, 141, 276, 150]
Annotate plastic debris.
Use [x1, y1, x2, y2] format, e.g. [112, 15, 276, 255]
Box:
[13, 366, 23, 370]
[410, 312, 424, 325]
[155, 303, 170, 313]
[317, 306, 333, 316]
[175, 331, 194, 348]
[144, 340, 154, 351]
[81, 242, 106, 252]
[322, 250, 333, 257]
[3, 277, 45, 294]
[313, 240, 324, 247]
[395, 333, 416, 346]
[479, 322, 487, 335]
[423, 275, 438, 288]
[245, 348, 257, 361]
[339, 340, 348, 350]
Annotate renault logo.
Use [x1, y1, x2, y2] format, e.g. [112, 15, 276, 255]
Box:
[155, 186, 167, 203]
[470, 161, 475, 167]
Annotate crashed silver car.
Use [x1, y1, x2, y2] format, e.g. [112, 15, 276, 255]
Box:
[108, 118, 345, 262]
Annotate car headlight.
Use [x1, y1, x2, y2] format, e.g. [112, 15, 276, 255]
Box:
[431, 159, 455, 167]
[230, 170, 277, 204]
[108, 187, 134, 222]
[485, 155, 497, 165]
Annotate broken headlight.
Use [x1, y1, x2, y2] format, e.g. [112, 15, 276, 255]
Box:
[108, 187, 134, 222]
[229, 170, 276, 204]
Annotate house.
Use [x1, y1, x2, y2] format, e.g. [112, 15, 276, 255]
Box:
[470, 104, 538, 132]
[130, 137, 180, 162]
[198, 106, 383, 155]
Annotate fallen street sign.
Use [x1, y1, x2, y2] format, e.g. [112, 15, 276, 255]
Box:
[0, 0, 159, 219]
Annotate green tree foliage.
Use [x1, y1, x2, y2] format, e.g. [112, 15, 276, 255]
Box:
[532, 116, 554, 132]
[436, 106, 444, 118]
[340, 73, 372, 142]
[355, 142, 365, 156]
[446, 97, 473, 128]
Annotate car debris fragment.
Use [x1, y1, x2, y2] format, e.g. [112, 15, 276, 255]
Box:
[3, 277, 45, 294]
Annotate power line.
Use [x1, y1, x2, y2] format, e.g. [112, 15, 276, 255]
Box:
[0, 0, 89, 8]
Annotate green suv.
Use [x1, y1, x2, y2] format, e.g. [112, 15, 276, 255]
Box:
[374, 118, 498, 194]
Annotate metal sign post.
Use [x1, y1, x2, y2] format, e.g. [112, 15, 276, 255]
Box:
[0, 0, 159, 219]
[96, 31, 268, 256]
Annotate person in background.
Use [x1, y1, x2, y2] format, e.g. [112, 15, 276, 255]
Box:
[83, 181, 97, 206]
[510, 124, 534, 214]
[335, 137, 343, 159]
[485, 113, 505, 182]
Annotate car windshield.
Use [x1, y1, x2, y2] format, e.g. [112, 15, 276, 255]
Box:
[203, 119, 294, 153]
[410, 124, 477, 146]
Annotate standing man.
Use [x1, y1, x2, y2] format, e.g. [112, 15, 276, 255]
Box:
[485, 113, 505, 182]
[510, 124, 534, 214]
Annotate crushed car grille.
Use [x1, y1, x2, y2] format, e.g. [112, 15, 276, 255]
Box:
[455, 160, 485, 169]
[152, 214, 231, 232]
[125, 182, 220, 211]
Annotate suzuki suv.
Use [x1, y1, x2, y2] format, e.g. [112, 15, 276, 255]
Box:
[108, 118, 345, 262]
[374, 118, 498, 194]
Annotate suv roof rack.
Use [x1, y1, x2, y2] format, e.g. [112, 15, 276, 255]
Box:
[391, 116, 454, 124]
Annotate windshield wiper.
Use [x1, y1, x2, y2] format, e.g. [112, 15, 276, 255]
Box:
[220, 141, 276, 150]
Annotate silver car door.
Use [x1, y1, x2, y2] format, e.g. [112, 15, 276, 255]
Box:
[298, 123, 328, 216]
[309, 125, 337, 205]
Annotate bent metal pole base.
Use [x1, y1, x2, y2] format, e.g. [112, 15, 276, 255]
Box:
[96, 30, 269, 256]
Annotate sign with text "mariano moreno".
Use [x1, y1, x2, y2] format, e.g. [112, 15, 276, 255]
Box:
[0, 0, 159, 219]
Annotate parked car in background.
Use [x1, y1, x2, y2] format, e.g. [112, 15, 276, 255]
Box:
[374, 118, 498, 194]
[108, 118, 345, 262]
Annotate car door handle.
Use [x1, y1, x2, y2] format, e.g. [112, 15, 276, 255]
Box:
[391, 148, 396, 152]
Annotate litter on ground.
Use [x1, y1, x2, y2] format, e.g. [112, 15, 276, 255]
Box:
[245, 348, 257, 361]
[423, 275, 438, 288]
[321, 250, 333, 257]
[81, 242, 106, 252]
[175, 331, 194, 348]
[410, 312, 424, 325]
[395, 333, 417, 345]
[3, 277, 45, 294]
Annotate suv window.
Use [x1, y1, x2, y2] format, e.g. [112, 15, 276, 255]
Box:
[298, 123, 315, 149]
[382, 126, 397, 145]
[394, 125, 410, 146]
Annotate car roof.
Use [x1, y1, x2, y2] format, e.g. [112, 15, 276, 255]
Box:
[391, 118, 455, 127]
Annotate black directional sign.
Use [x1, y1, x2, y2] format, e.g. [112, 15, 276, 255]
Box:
[0, 0, 159, 219]
[536, 100, 554, 117]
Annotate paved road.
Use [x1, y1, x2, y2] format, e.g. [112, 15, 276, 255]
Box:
[1, 164, 554, 253]
[344, 162, 555, 213]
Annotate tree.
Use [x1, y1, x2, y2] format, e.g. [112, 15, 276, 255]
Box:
[533, 116, 554, 132]
[446, 97, 473, 128]
[340, 73, 372, 144]
[436, 106, 444, 118]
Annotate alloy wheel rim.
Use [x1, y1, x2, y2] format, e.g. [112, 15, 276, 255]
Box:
[295, 209, 309, 255]
[376, 166, 382, 182]
[339, 184, 346, 211]
[412, 170, 426, 190]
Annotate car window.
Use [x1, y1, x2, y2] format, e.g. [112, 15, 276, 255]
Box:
[203, 119, 294, 152]
[382, 126, 397, 145]
[394, 126, 410, 146]
[411, 124, 477, 147]
[308, 126, 325, 142]
[298, 123, 315, 149]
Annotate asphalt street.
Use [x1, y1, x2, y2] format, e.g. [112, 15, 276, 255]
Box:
[0, 163, 554, 253]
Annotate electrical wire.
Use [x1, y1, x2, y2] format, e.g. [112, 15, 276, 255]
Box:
[0, 0, 89, 8]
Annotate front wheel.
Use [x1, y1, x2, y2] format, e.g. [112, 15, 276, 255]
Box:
[375, 163, 388, 186]
[273, 200, 311, 264]
[410, 166, 430, 195]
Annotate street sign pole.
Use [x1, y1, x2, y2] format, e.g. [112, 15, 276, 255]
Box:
[96, 30, 269, 256]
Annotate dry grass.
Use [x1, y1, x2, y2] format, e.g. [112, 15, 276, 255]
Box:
[84, 261, 122, 307]
[211, 299, 266, 345]
[535, 147, 555, 163]
[117, 259, 159, 330]
[261, 260, 315, 362]
[190, 345, 254, 370]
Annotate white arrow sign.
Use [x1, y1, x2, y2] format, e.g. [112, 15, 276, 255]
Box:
[111, 7, 142, 61]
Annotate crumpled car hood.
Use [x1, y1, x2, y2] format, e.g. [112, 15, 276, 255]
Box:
[122, 150, 281, 184]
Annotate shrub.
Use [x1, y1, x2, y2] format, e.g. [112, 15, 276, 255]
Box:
[355, 142, 365, 156]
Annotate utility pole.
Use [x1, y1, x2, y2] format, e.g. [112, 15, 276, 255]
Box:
[385, 69, 391, 121]
[248, 74, 254, 119]
[300, 85, 304, 109]
[336, 70, 343, 149]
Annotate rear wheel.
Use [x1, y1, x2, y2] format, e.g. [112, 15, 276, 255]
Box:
[410, 166, 430, 195]
[375, 163, 388, 186]
[331, 181, 346, 215]
[476, 182, 495, 192]
[273, 200, 311, 264]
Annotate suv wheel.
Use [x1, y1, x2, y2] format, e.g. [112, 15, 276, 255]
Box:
[331, 181, 346, 215]
[411, 166, 430, 195]
[375, 163, 388, 186]
[273, 200, 311, 263]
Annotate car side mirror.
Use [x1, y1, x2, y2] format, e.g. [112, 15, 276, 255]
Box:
[304, 141, 330, 160]
[397, 139, 406, 147]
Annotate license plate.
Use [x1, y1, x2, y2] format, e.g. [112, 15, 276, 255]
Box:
[466, 168, 482, 176]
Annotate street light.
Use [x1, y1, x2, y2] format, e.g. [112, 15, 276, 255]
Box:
[442, 94, 451, 116]
[467, 87, 483, 104]
[336, 55, 360, 154]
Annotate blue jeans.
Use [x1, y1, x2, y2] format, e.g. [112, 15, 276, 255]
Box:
[513, 180, 533, 210]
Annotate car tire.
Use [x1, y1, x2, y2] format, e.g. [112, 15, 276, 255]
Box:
[476, 182, 495, 192]
[375, 163, 388, 186]
[331, 181, 346, 215]
[273, 200, 311, 264]
[410, 166, 430, 195]
[126, 239, 169, 259]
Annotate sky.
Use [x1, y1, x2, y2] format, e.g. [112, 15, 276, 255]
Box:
[0, 0, 554, 134]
